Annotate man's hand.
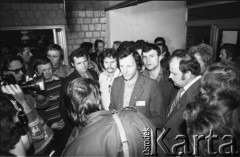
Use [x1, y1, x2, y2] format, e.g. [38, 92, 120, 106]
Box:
[25, 74, 37, 82]
[1, 84, 26, 105]
[1, 84, 31, 113]
[51, 119, 65, 130]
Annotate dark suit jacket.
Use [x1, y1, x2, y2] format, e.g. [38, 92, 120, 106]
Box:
[109, 73, 164, 128]
[159, 70, 178, 125]
[59, 70, 98, 130]
[157, 78, 201, 156]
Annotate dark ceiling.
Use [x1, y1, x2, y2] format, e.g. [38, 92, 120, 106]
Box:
[0, 0, 153, 11]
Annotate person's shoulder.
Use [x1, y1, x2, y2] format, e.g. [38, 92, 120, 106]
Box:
[117, 107, 156, 129]
[62, 71, 77, 84]
[141, 73, 158, 85]
[114, 75, 124, 83]
[99, 71, 107, 81]
[88, 69, 98, 78]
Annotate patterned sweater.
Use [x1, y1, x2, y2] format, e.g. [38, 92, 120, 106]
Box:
[25, 94, 53, 154]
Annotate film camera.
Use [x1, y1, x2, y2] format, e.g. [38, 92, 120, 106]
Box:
[1, 73, 46, 96]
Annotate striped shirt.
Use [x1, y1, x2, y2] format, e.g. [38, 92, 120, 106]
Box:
[43, 78, 63, 126]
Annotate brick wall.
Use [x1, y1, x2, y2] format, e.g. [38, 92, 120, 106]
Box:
[66, 10, 107, 53]
[0, 3, 107, 54]
[0, 3, 66, 27]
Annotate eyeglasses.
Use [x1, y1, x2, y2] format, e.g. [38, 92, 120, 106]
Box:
[7, 67, 25, 74]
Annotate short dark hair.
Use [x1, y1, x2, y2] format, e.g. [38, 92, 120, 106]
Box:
[169, 49, 201, 76]
[154, 37, 165, 45]
[100, 49, 118, 70]
[65, 78, 100, 127]
[46, 44, 64, 61]
[94, 39, 104, 50]
[113, 41, 121, 45]
[32, 57, 52, 73]
[69, 48, 89, 64]
[80, 42, 93, 53]
[141, 42, 161, 56]
[188, 43, 214, 67]
[116, 41, 135, 54]
[118, 45, 143, 71]
[2, 55, 24, 72]
[220, 43, 237, 60]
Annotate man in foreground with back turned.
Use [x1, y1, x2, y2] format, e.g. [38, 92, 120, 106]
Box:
[62, 77, 157, 156]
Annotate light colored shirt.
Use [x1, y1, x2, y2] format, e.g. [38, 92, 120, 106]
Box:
[123, 82, 136, 108]
[99, 69, 121, 110]
[123, 73, 138, 108]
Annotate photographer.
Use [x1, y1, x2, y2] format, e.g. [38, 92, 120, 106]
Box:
[1, 84, 54, 155]
[0, 93, 31, 156]
[1, 55, 54, 155]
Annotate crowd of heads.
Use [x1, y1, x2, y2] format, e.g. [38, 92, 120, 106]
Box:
[183, 61, 240, 156]
[1, 35, 240, 156]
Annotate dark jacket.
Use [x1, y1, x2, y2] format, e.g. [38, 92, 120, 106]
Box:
[159, 70, 178, 125]
[158, 79, 201, 156]
[62, 107, 157, 157]
[109, 73, 164, 128]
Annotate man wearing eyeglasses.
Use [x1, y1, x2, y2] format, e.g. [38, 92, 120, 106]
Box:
[2, 55, 25, 84]
[1, 55, 54, 156]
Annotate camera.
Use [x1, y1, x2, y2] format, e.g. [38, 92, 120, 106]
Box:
[1, 73, 46, 96]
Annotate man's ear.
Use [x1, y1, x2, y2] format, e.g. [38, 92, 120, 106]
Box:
[17, 53, 22, 57]
[71, 62, 74, 68]
[185, 71, 191, 80]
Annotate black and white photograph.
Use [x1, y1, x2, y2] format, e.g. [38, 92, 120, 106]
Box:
[0, 1, 240, 156]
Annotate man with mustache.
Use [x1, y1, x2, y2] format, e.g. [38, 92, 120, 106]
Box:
[99, 49, 121, 110]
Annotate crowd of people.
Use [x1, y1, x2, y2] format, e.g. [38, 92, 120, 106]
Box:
[0, 37, 239, 157]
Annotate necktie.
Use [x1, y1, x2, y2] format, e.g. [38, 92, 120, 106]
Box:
[167, 88, 184, 117]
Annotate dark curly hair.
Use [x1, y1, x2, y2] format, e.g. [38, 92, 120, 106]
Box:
[169, 49, 201, 76]
[118, 45, 143, 71]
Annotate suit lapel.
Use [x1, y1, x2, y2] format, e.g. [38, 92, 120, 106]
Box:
[167, 79, 201, 119]
[118, 77, 125, 108]
[129, 74, 144, 107]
